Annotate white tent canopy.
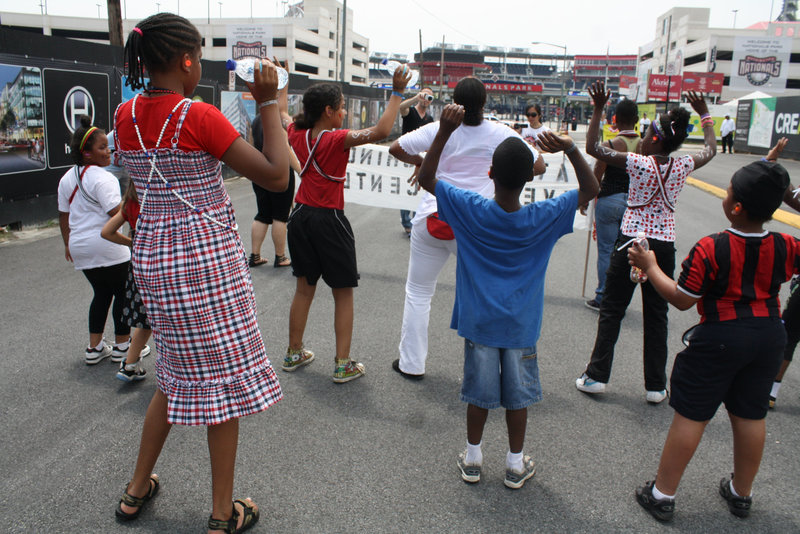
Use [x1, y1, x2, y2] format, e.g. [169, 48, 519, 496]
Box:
[726, 91, 773, 106]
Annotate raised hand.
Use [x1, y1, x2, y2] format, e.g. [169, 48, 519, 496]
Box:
[438, 104, 464, 136]
[393, 65, 412, 93]
[588, 81, 611, 109]
[247, 58, 278, 103]
[537, 131, 575, 153]
[767, 137, 789, 161]
[686, 90, 708, 116]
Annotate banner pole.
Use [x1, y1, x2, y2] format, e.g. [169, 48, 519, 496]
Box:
[581, 201, 594, 299]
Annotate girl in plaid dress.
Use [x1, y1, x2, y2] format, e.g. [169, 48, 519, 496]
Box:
[112, 13, 289, 534]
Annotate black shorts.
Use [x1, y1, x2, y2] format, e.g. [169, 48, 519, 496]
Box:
[253, 169, 295, 224]
[286, 203, 359, 288]
[669, 317, 785, 421]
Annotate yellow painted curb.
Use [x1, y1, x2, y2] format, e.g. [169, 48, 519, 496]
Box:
[686, 176, 800, 230]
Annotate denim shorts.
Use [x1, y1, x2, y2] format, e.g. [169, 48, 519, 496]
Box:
[460, 339, 543, 410]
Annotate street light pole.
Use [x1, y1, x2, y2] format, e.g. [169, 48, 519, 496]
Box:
[532, 41, 568, 130]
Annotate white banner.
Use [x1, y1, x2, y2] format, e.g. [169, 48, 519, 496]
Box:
[730, 37, 791, 93]
[338, 144, 589, 230]
[226, 24, 273, 61]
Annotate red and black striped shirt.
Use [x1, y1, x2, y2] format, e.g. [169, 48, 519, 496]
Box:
[678, 229, 800, 322]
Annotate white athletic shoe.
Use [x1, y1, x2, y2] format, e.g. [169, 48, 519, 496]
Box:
[646, 390, 668, 404]
[576, 373, 607, 394]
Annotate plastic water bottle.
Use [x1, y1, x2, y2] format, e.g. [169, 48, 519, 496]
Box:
[380, 59, 419, 88]
[630, 232, 649, 283]
[226, 58, 289, 90]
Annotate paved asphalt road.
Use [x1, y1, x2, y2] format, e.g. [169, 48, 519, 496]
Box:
[1, 143, 799, 533]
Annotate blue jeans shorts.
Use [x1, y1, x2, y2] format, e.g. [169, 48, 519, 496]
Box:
[460, 339, 543, 410]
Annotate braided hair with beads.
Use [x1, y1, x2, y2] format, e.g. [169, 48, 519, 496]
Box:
[123, 12, 201, 91]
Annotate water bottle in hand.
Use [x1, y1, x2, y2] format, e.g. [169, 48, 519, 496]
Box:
[380, 59, 419, 87]
[630, 232, 649, 283]
[227, 58, 288, 89]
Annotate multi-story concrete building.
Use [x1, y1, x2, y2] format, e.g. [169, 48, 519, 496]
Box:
[637, 7, 800, 102]
[0, 0, 370, 85]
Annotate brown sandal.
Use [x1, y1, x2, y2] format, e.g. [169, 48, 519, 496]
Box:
[207, 499, 260, 533]
[248, 253, 268, 267]
[115, 474, 160, 521]
[273, 254, 291, 268]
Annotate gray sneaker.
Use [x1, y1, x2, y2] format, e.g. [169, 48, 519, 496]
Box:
[504, 456, 535, 489]
[719, 475, 752, 518]
[457, 451, 481, 483]
[85, 344, 112, 365]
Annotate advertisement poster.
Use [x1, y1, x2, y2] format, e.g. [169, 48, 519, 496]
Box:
[734, 100, 752, 152]
[647, 74, 682, 101]
[43, 68, 109, 169]
[730, 37, 790, 93]
[220, 91, 256, 140]
[747, 97, 776, 148]
[0, 64, 45, 175]
[772, 96, 800, 158]
[681, 72, 725, 96]
[226, 24, 273, 62]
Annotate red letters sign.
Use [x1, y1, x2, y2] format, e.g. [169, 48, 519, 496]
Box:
[451, 81, 543, 93]
[647, 74, 683, 101]
[680, 72, 725, 95]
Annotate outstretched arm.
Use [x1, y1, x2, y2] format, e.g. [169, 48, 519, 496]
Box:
[686, 90, 716, 170]
[628, 243, 698, 310]
[344, 67, 411, 148]
[100, 206, 132, 248]
[538, 131, 599, 206]
[418, 104, 464, 195]
[585, 81, 628, 169]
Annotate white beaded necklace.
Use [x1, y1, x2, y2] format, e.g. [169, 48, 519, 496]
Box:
[131, 93, 238, 231]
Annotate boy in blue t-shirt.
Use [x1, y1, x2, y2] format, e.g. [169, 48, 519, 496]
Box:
[416, 104, 599, 488]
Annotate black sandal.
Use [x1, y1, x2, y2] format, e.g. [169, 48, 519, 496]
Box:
[273, 254, 291, 268]
[207, 499, 260, 533]
[248, 253, 268, 267]
[115, 474, 160, 521]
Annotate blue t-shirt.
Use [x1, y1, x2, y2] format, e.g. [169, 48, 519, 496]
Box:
[435, 181, 578, 348]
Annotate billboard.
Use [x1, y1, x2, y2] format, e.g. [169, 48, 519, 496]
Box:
[647, 74, 682, 101]
[730, 37, 791, 93]
[226, 24, 273, 61]
[681, 72, 725, 96]
[0, 64, 45, 176]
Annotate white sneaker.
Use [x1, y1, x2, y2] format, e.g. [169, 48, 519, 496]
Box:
[139, 345, 152, 358]
[646, 390, 668, 404]
[576, 373, 607, 394]
[85, 344, 112, 365]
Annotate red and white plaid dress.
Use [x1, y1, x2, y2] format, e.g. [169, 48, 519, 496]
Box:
[115, 94, 282, 425]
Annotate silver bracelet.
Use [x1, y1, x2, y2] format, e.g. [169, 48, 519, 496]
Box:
[258, 99, 278, 110]
[565, 143, 577, 154]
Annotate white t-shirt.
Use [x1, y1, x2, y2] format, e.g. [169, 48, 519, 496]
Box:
[57, 165, 130, 270]
[399, 120, 540, 224]
[639, 117, 651, 132]
[519, 125, 551, 148]
[720, 118, 736, 137]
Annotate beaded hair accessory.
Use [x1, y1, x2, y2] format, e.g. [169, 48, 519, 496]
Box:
[131, 94, 238, 231]
[651, 116, 665, 141]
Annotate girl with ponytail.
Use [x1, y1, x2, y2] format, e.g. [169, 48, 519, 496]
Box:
[576, 81, 717, 403]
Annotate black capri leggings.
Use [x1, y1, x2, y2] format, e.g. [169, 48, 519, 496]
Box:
[82, 261, 131, 337]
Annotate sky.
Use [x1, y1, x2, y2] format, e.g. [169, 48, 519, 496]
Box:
[0, 0, 779, 58]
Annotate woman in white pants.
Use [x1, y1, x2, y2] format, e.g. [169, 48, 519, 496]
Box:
[389, 77, 546, 378]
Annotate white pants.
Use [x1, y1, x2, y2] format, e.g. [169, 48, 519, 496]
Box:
[398, 220, 458, 375]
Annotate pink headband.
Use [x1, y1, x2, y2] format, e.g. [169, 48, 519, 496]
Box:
[133, 27, 143, 36]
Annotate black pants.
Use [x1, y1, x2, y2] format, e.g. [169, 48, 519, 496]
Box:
[585, 237, 675, 391]
[82, 261, 131, 337]
[722, 133, 734, 153]
[782, 277, 800, 362]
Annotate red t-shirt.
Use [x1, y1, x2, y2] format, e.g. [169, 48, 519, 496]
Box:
[122, 197, 140, 226]
[288, 124, 350, 209]
[115, 94, 239, 159]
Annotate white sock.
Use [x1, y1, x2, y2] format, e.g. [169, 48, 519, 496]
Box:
[115, 340, 131, 351]
[465, 441, 482, 465]
[652, 484, 675, 501]
[771, 381, 782, 398]
[729, 479, 751, 498]
[506, 451, 524, 471]
[93, 341, 106, 351]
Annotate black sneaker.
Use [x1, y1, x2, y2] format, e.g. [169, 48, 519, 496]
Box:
[392, 359, 424, 381]
[635, 480, 675, 522]
[719, 476, 751, 518]
[116, 360, 147, 382]
[585, 299, 600, 311]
